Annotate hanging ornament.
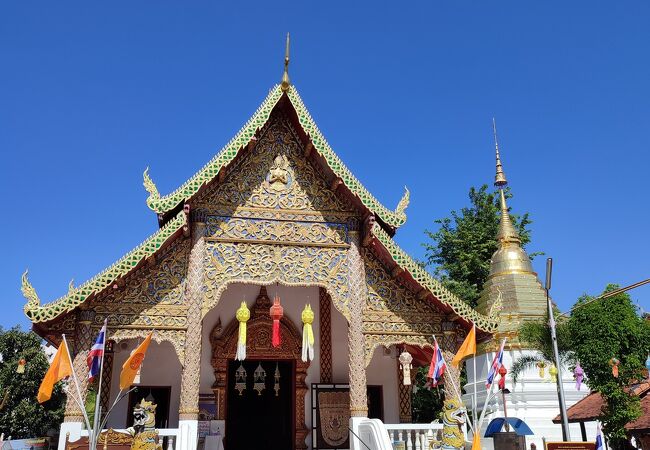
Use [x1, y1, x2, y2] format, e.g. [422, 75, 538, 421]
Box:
[609, 358, 620, 378]
[399, 350, 413, 386]
[235, 363, 247, 396]
[301, 304, 315, 362]
[253, 363, 266, 395]
[498, 365, 508, 390]
[270, 293, 284, 348]
[536, 361, 546, 379]
[16, 358, 26, 374]
[549, 364, 558, 383]
[274, 363, 281, 397]
[235, 302, 250, 360]
[574, 362, 584, 390]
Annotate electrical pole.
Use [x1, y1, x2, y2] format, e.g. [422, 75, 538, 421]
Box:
[545, 258, 571, 441]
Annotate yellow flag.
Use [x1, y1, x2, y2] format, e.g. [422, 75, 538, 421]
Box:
[471, 431, 481, 450]
[120, 332, 152, 390]
[38, 340, 73, 403]
[451, 324, 476, 368]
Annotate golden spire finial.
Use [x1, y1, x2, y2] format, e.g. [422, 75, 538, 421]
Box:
[491, 119, 520, 243]
[493, 118, 508, 187]
[281, 33, 291, 92]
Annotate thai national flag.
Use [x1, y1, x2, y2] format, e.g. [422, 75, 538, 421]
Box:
[595, 423, 604, 450]
[87, 321, 107, 382]
[486, 338, 507, 388]
[428, 338, 447, 387]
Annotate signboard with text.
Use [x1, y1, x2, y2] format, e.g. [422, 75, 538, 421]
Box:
[546, 442, 596, 450]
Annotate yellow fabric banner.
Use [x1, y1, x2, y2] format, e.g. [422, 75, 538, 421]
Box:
[119, 332, 152, 390]
[37, 339, 73, 403]
[451, 324, 476, 368]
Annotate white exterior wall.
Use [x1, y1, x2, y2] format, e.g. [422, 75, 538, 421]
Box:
[106, 340, 183, 429]
[366, 347, 400, 424]
[464, 349, 595, 450]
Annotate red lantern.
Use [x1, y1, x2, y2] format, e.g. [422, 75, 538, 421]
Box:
[270, 293, 284, 348]
[498, 365, 508, 390]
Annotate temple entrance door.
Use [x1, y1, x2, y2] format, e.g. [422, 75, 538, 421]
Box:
[225, 359, 294, 450]
[211, 286, 310, 450]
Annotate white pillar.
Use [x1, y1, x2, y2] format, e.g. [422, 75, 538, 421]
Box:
[177, 420, 198, 450]
[58, 422, 82, 450]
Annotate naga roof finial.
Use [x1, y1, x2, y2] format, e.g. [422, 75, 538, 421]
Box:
[143, 167, 160, 200]
[281, 33, 291, 92]
[395, 186, 410, 216]
[21, 270, 41, 312]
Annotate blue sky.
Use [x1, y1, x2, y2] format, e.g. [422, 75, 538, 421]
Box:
[1, 2, 649, 329]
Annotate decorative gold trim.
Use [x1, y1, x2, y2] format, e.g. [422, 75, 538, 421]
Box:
[487, 269, 538, 279]
[205, 236, 350, 249]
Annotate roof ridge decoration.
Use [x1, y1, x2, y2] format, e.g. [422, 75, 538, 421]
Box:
[371, 221, 500, 332]
[143, 85, 409, 228]
[23, 210, 186, 323]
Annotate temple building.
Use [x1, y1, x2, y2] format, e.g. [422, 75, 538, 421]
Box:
[22, 40, 501, 450]
[463, 131, 594, 449]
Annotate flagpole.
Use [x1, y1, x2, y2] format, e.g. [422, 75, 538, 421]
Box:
[476, 337, 508, 432]
[62, 335, 93, 435]
[472, 325, 478, 425]
[91, 320, 108, 450]
[432, 335, 475, 434]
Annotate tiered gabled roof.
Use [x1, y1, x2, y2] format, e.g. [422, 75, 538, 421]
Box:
[23, 81, 499, 334]
[143, 85, 410, 229]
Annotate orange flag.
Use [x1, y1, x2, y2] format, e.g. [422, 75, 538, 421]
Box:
[471, 430, 482, 450]
[38, 339, 73, 403]
[451, 324, 476, 368]
[120, 332, 152, 390]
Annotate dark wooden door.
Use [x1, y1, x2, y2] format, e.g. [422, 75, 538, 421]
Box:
[225, 360, 294, 450]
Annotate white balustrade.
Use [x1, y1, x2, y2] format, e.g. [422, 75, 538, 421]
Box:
[383, 423, 443, 450]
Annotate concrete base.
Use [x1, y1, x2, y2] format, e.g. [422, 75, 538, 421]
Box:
[350, 417, 393, 450]
[177, 420, 198, 450]
[58, 422, 83, 450]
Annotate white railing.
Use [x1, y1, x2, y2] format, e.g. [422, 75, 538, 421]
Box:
[79, 428, 179, 450]
[384, 423, 443, 450]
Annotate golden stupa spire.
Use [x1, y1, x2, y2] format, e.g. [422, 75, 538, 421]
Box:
[492, 119, 520, 243]
[493, 118, 507, 187]
[281, 33, 291, 92]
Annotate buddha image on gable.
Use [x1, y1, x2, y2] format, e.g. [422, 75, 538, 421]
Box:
[267, 153, 291, 191]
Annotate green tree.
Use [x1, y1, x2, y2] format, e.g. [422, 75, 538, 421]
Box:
[0, 326, 66, 439]
[423, 185, 537, 307]
[568, 285, 650, 450]
[411, 367, 445, 423]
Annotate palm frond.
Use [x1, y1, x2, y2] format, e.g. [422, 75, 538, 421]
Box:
[511, 353, 546, 384]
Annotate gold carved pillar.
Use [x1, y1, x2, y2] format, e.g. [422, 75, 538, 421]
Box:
[99, 340, 114, 424]
[397, 358, 412, 423]
[319, 288, 333, 383]
[179, 220, 205, 421]
[64, 309, 95, 422]
[346, 239, 368, 417]
[441, 320, 461, 402]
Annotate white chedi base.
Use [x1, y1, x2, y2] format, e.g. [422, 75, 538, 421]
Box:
[463, 348, 595, 450]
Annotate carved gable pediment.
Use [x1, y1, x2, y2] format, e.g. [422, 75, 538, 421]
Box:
[193, 113, 357, 224]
